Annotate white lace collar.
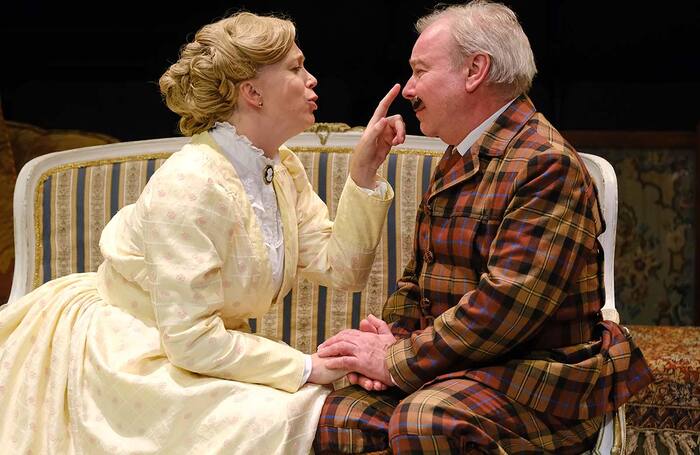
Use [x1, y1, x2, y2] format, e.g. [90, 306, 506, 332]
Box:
[210, 121, 279, 176]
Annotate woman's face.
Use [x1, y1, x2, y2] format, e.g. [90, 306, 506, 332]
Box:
[255, 44, 318, 137]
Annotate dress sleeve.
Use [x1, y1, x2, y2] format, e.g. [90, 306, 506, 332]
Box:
[387, 152, 601, 392]
[293, 162, 394, 291]
[141, 160, 305, 392]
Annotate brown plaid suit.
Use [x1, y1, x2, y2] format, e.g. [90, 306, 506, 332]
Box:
[315, 96, 652, 454]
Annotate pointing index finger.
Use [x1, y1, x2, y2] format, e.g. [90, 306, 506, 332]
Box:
[368, 83, 401, 126]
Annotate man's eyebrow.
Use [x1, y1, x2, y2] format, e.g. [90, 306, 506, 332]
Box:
[409, 58, 426, 67]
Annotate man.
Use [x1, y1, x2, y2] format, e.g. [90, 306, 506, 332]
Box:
[313, 1, 652, 454]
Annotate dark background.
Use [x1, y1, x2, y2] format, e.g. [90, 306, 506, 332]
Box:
[1, 1, 698, 141]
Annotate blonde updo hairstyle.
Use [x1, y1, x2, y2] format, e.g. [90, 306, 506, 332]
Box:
[159, 12, 296, 136]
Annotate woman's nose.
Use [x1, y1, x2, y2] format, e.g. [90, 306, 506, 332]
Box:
[306, 70, 318, 88]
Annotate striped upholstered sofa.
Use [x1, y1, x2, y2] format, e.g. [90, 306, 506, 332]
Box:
[6, 125, 635, 454]
[6, 126, 447, 334]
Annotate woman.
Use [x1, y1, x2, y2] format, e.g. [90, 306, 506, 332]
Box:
[0, 12, 404, 454]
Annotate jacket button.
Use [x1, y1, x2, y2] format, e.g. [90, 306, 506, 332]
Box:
[423, 204, 431, 215]
[424, 250, 434, 264]
[420, 297, 431, 309]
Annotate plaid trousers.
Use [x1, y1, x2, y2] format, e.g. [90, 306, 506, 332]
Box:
[314, 379, 602, 454]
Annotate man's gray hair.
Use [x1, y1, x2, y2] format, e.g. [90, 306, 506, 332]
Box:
[416, 0, 537, 97]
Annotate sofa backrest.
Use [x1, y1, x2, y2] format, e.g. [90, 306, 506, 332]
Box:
[8, 130, 447, 351]
[8, 129, 619, 353]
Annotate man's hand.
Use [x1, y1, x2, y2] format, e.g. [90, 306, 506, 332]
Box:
[350, 84, 406, 188]
[347, 315, 393, 390]
[317, 315, 396, 387]
[346, 372, 389, 391]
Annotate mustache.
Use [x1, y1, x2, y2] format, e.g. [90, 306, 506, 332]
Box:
[410, 97, 424, 111]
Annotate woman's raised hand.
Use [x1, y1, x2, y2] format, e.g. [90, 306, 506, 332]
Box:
[350, 84, 405, 188]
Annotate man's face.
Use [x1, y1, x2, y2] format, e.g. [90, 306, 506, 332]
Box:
[402, 20, 467, 142]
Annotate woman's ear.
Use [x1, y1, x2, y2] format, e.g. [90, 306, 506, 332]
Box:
[464, 53, 491, 93]
[239, 81, 263, 108]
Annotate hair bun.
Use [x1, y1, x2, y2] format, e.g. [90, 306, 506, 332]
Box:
[159, 12, 296, 136]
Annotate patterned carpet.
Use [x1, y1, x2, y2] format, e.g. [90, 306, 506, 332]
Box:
[625, 325, 700, 454]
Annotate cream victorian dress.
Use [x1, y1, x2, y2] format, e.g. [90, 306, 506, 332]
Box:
[0, 123, 393, 454]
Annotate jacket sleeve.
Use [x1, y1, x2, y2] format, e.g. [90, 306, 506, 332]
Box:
[290, 154, 394, 291]
[382, 258, 424, 339]
[141, 159, 305, 393]
[387, 152, 602, 392]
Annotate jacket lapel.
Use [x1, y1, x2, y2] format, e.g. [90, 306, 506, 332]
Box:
[428, 146, 480, 198]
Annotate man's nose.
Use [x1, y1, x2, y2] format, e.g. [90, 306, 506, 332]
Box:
[402, 76, 415, 99]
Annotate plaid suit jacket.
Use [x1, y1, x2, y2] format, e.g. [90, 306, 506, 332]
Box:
[383, 96, 652, 420]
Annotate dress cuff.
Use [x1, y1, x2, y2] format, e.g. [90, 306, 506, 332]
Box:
[354, 178, 389, 199]
[301, 354, 312, 386]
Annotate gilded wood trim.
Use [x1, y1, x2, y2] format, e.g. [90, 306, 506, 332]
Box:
[288, 146, 443, 157]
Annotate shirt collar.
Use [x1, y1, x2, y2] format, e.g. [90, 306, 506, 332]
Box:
[453, 98, 516, 156]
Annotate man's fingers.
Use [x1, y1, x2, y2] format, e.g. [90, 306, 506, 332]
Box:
[367, 314, 392, 335]
[356, 377, 387, 391]
[318, 329, 361, 350]
[359, 377, 375, 390]
[317, 341, 357, 357]
[372, 380, 387, 391]
[366, 314, 383, 330]
[368, 84, 401, 127]
[326, 356, 356, 370]
[359, 317, 378, 334]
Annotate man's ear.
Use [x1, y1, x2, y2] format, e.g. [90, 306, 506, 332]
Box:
[464, 53, 491, 93]
[239, 81, 262, 107]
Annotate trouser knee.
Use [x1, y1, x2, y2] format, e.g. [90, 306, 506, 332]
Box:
[387, 391, 494, 454]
